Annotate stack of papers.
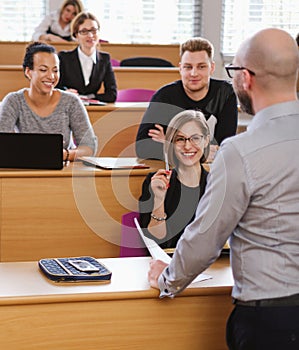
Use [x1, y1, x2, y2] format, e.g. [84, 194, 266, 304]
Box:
[79, 96, 106, 106]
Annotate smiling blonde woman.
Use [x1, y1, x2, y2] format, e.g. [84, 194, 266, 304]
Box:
[139, 109, 210, 249]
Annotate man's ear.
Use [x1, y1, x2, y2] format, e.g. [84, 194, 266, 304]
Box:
[242, 69, 252, 90]
[210, 61, 215, 75]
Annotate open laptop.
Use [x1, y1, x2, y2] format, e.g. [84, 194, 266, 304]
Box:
[0, 133, 64, 170]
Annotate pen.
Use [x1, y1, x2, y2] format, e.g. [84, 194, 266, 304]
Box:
[164, 152, 171, 188]
[164, 152, 169, 172]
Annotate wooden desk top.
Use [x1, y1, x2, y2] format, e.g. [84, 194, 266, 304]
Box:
[0, 256, 233, 304]
[0, 160, 162, 179]
[86, 101, 148, 112]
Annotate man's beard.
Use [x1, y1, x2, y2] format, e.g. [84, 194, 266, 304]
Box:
[237, 89, 255, 115]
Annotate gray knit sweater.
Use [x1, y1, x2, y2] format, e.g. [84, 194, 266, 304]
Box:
[0, 89, 97, 153]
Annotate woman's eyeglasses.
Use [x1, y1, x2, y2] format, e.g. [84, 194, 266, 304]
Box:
[78, 28, 99, 36]
[174, 134, 204, 147]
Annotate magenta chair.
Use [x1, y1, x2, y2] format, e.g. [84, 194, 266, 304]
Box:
[120, 212, 149, 257]
[110, 58, 120, 67]
[120, 57, 173, 67]
[116, 88, 155, 102]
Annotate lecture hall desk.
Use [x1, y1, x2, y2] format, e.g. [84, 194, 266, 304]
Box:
[86, 102, 149, 157]
[0, 41, 180, 66]
[0, 255, 233, 350]
[86, 103, 252, 157]
[0, 161, 162, 262]
[0, 65, 180, 100]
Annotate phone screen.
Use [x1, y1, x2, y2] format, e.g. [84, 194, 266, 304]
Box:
[68, 259, 99, 272]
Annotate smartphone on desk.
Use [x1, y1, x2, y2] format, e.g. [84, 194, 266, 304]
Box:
[68, 259, 99, 272]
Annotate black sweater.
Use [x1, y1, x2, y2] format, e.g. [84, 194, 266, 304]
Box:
[139, 167, 208, 249]
[136, 79, 238, 159]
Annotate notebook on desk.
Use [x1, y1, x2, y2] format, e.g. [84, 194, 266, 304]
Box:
[0, 133, 64, 170]
[80, 156, 149, 170]
[79, 96, 107, 106]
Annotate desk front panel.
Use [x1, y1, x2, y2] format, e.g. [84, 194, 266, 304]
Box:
[86, 103, 250, 158]
[87, 104, 146, 157]
[0, 66, 179, 100]
[0, 42, 180, 66]
[101, 42, 180, 66]
[0, 257, 233, 350]
[0, 66, 29, 99]
[113, 67, 180, 90]
[0, 293, 232, 350]
[0, 169, 149, 261]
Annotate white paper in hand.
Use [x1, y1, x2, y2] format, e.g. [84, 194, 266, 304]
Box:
[134, 217, 171, 264]
[133, 218, 211, 283]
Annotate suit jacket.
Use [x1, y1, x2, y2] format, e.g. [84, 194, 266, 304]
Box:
[57, 48, 117, 102]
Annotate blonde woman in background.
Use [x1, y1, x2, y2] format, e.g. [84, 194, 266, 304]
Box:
[32, 0, 83, 42]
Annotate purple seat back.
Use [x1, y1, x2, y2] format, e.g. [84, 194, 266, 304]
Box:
[120, 212, 148, 257]
[116, 88, 155, 102]
[110, 58, 120, 66]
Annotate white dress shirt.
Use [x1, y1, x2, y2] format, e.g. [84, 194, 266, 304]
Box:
[77, 47, 97, 86]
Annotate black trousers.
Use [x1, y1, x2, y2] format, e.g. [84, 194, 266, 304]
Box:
[226, 305, 299, 350]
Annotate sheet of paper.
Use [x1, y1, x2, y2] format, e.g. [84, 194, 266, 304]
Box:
[133, 218, 211, 283]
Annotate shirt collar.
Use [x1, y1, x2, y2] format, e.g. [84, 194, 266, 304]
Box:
[77, 47, 97, 64]
[248, 100, 299, 132]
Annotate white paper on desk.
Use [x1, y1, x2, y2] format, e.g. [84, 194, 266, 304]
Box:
[133, 218, 212, 284]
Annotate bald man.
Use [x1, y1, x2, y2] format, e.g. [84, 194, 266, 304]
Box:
[148, 28, 299, 350]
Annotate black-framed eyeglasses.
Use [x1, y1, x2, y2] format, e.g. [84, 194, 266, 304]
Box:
[225, 64, 256, 79]
[174, 134, 204, 147]
[78, 28, 99, 36]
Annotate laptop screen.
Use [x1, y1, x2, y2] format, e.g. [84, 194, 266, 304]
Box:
[0, 133, 64, 170]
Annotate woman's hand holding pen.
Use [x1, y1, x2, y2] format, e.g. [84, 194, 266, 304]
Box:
[151, 169, 172, 201]
[149, 169, 171, 238]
